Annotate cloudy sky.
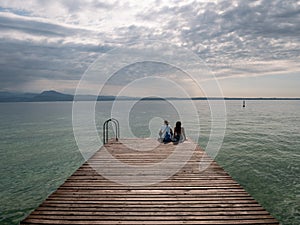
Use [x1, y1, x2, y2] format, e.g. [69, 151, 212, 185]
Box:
[0, 0, 299, 97]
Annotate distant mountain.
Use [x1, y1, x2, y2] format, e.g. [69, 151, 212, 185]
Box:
[0, 90, 74, 102]
[32, 90, 73, 101]
[0, 91, 122, 102]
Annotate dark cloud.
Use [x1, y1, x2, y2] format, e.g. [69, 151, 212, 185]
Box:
[0, 0, 299, 92]
[0, 14, 85, 37]
[0, 37, 111, 91]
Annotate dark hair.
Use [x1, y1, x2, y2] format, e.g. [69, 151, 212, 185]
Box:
[174, 121, 181, 135]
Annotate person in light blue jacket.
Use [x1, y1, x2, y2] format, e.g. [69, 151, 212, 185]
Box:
[159, 120, 173, 143]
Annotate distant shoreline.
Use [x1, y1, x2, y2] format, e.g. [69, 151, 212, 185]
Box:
[1, 97, 300, 103]
[0, 90, 299, 102]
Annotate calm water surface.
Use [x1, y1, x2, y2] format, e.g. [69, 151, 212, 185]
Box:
[0, 101, 299, 225]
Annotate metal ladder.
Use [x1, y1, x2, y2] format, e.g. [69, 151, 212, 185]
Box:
[103, 118, 120, 144]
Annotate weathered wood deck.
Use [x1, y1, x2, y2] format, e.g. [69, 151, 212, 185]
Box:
[21, 139, 279, 224]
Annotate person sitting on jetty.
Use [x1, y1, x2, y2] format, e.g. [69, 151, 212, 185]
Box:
[173, 121, 186, 143]
[159, 120, 173, 143]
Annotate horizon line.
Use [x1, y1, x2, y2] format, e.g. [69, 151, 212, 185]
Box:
[1, 90, 300, 100]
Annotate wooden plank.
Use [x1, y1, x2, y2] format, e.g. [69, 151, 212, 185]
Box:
[21, 139, 279, 225]
[21, 219, 279, 225]
[33, 207, 269, 213]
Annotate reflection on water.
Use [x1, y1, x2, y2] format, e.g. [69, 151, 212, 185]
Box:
[0, 100, 299, 225]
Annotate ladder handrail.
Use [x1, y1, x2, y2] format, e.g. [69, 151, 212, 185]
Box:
[103, 118, 119, 144]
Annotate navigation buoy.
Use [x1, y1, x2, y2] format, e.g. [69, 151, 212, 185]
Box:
[243, 100, 246, 108]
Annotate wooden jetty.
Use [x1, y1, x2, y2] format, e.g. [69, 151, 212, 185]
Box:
[21, 139, 279, 225]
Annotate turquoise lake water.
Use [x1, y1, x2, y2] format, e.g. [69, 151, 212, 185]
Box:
[0, 100, 299, 225]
